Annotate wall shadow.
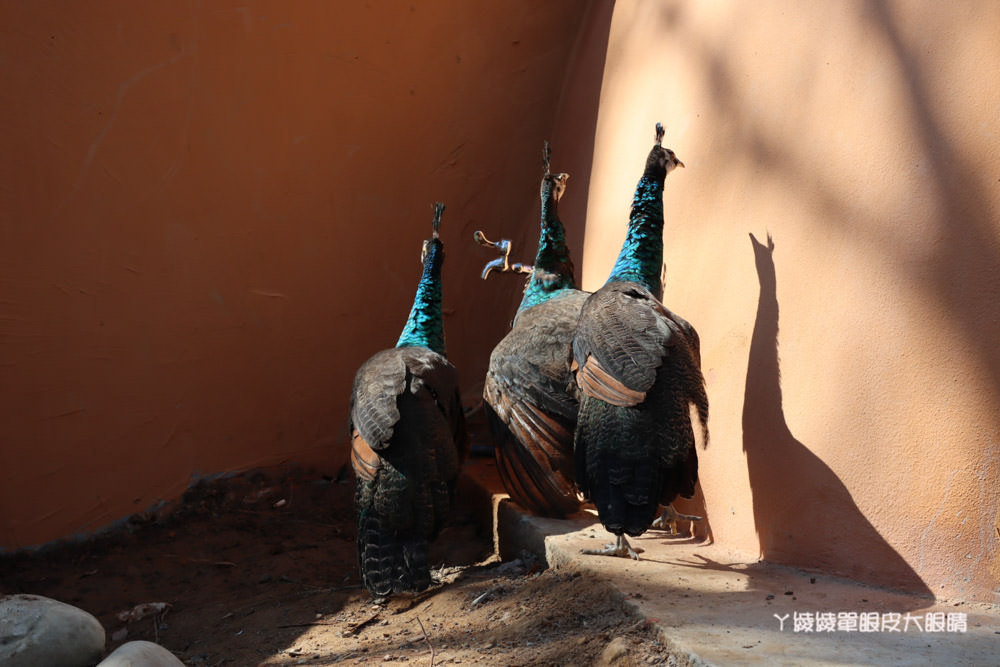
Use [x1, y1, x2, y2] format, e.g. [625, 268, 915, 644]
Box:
[742, 233, 931, 596]
[546, 0, 616, 278]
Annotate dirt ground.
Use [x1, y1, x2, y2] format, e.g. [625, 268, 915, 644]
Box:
[0, 462, 669, 666]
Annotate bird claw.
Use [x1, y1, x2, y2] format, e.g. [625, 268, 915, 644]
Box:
[651, 504, 703, 535]
[580, 536, 643, 560]
[650, 515, 671, 531]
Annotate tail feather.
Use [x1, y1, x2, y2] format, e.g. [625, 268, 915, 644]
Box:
[587, 453, 661, 537]
[576, 363, 702, 538]
[357, 506, 431, 597]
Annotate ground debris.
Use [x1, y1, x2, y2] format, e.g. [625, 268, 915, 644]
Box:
[0, 465, 664, 665]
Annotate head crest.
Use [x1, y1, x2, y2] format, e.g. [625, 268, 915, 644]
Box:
[542, 141, 552, 176]
[431, 202, 445, 238]
[655, 122, 665, 147]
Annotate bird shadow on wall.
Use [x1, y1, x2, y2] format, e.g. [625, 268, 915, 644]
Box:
[742, 232, 932, 597]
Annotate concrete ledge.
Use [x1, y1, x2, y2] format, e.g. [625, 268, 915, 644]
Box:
[462, 458, 1000, 666]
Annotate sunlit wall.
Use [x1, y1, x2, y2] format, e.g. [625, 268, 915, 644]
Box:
[576, 0, 1000, 601]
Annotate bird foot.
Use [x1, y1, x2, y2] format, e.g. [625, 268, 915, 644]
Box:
[651, 504, 703, 534]
[580, 536, 643, 560]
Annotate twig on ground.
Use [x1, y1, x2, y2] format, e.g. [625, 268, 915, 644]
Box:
[298, 584, 363, 596]
[416, 616, 436, 667]
[347, 610, 381, 635]
[469, 590, 491, 607]
[390, 587, 440, 614]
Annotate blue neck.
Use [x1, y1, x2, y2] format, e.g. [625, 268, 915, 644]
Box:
[606, 174, 664, 300]
[396, 240, 445, 355]
[518, 181, 577, 311]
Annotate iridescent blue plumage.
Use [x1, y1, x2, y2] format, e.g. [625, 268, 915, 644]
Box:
[605, 173, 666, 300]
[351, 202, 466, 599]
[396, 204, 446, 356]
[518, 168, 577, 312]
[572, 124, 704, 560]
[604, 122, 682, 300]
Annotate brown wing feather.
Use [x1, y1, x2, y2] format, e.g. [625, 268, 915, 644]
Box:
[483, 292, 587, 517]
[485, 397, 580, 517]
[572, 284, 668, 394]
[576, 354, 647, 407]
[351, 429, 381, 482]
[349, 349, 407, 449]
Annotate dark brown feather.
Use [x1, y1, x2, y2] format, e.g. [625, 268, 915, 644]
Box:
[349, 346, 466, 598]
[573, 281, 708, 538]
[576, 354, 646, 407]
[484, 291, 588, 517]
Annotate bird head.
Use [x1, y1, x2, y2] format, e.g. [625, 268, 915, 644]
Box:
[421, 202, 445, 266]
[540, 141, 570, 203]
[646, 122, 685, 177]
[542, 172, 570, 203]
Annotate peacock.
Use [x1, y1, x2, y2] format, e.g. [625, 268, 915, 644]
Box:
[349, 203, 467, 599]
[572, 123, 709, 559]
[474, 142, 588, 518]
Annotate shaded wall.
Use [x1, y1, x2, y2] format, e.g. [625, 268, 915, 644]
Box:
[0, 1, 602, 549]
[579, 0, 1000, 601]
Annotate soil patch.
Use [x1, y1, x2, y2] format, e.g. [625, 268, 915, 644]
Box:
[1, 465, 669, 665]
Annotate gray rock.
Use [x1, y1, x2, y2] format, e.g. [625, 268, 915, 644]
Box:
[97, 641, 186, 666]
[0, 594, 106, 667]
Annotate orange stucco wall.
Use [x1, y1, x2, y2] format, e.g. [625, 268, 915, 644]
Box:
[0, 1, 607, 550]
[4, 0, 998, 605]
[579, 0, 999, 601]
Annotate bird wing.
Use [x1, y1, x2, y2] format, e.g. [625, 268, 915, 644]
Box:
[483, 292, 587, 516]
[349, 346, 465, 447]
[573, 282, 682, 405]
[487, 292, 586, 423]
[351, 346, 465, 538]
[485, 295, 583, 464]
[350, 348, 408, 450]
[397, 346, 467, 460]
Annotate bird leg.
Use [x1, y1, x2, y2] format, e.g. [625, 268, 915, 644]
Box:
[651, 504, 703, 535]
[580, 534, 644, 560]
[473, 231, 533, 279]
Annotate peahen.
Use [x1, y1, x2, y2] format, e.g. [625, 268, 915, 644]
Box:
[474, 142, 587, 518]
[572, 123, 709, 559]
[349, 203, 467, 599]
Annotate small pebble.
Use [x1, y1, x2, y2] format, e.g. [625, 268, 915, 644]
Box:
[600, 637, 630, 665]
